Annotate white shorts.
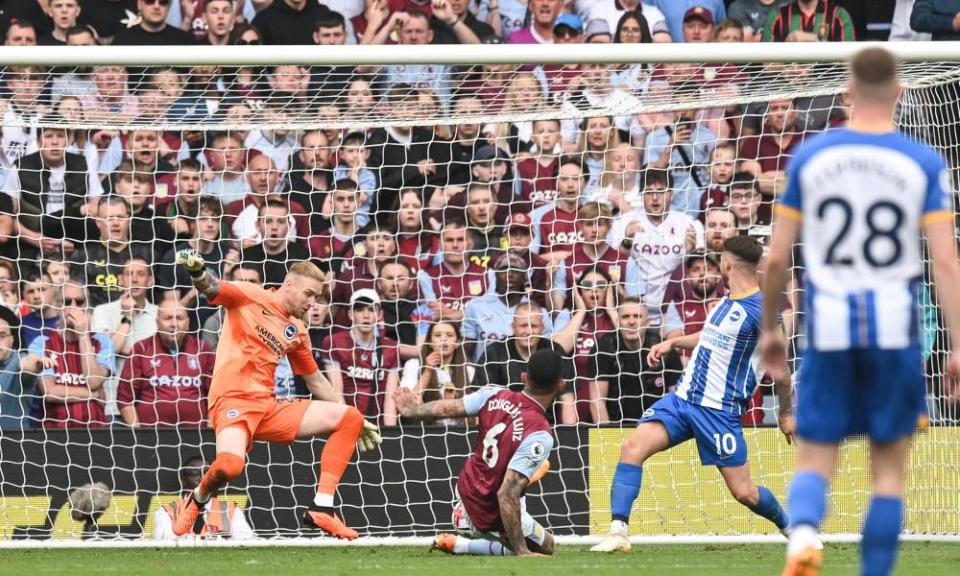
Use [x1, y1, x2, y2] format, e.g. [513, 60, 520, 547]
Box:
[451, 498, 547, 547]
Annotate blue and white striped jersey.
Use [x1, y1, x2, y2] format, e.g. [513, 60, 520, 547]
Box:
[675, 290, 764, 414]
[778, 128, 952, 351]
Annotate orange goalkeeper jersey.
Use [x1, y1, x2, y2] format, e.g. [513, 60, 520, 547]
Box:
[207, 281, 318, 405]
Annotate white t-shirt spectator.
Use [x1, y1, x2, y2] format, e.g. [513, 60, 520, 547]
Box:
[578, 1, 669, 40]
[609, 208, 704, 319]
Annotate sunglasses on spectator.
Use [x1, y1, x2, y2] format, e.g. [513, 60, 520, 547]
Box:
[554, 27, 581, 39]
[580, 280, 608, 290]
[143, 0, 171, 6]
[236, 39, 262, 45]
[65, 297, 86, 306]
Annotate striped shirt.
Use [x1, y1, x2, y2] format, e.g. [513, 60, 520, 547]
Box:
[778, 128, 952, 351]
[762, 0, 855, 42]
[675, 290, 764, 414]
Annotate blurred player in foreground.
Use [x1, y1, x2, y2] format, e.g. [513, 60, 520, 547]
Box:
[592, 236, 796, 552]
[393, 348, 566, 557]
[172, 250, 382, 539]
[762, 46, 960, 576]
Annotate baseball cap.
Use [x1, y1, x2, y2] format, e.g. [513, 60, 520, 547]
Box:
[553, 14, 583, 33]
[585, 19, 611, 41]
[475, 145, 511, 163]
[492, 252, 526, 271]
[683, 6, 714, 25]
[505, 212, 533, 231]
[350, 288, 381, 307]
[685, 250, 719, 268]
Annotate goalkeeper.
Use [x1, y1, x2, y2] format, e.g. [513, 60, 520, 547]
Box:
[171, 250, 381, 539]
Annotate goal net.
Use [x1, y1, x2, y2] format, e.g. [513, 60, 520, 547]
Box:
[0, 44, 957, 543]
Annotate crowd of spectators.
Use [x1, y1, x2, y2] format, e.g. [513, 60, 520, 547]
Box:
[0, 0, 955, 431]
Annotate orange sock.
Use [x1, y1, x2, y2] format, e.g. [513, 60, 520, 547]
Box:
[199, 453, 245, 499]
[317, 406, 363, 501]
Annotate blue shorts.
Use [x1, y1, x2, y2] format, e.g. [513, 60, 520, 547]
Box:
[639, 393, 748, 467]
[797, 346, 925, 444]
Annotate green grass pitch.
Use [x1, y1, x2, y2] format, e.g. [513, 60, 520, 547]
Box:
[6, 543, 959, 575]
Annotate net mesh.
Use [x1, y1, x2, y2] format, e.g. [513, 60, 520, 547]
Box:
[0, 57, 957, 541]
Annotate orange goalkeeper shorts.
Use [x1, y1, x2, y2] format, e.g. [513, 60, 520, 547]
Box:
[210, 396, 312, 452]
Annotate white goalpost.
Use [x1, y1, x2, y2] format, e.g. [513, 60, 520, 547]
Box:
[0, 42, 958, 547]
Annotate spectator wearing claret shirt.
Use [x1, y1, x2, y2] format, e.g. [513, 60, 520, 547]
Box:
[330, 226, 398, 330]
[738, 98, 807, 219]
[29, 281, 115, 429]
[561, 266, 619, 423]
[762, 0, 855, 42]
[541, 15, 584, 98]
[516, 119, 561, 211]
[114, 0, 191, 44]
[531, 155, 587, 265]
[322, 289, 400, 425]
[662, 252, 725, 347]
[417, 220, 488, 324]
[192, 0, 236, 45]
[646, 0, 726, 42]
[392, 189, 439, 270]
[309, 180, 366, 274]
[727, 172, 769, 234]
[252, 0, 330, 44]
[117, 299, 214, 427]
[497, 212, 553, 310]
[554, 202, 635, 310]
[39, 0, 81, 45]
[698, 142, 736, 218]
[508, 0, 562, 43]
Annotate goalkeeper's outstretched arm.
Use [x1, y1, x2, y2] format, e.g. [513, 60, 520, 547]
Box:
[176, 249, 221, 300]
[393, 387, 467, 422]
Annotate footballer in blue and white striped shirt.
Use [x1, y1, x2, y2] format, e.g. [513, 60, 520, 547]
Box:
[762, 47, 960, 576]
[592, 235, 797, 553]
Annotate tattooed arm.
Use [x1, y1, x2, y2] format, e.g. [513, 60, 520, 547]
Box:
[498, 470, 538, 556]
[392, 387, 467, 422]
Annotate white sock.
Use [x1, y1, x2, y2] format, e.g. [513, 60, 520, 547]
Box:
[193, 487, 211, 504]
[464, 537, 511, 556]
[610, 519, 628, 535]
[452, 536, 471, 554]
[313, 493, 334, 508]
[787, 524, 820, 556]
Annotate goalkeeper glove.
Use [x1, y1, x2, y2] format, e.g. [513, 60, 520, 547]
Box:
[357, 420, 382, 453]
[176, 248, 206, 277]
